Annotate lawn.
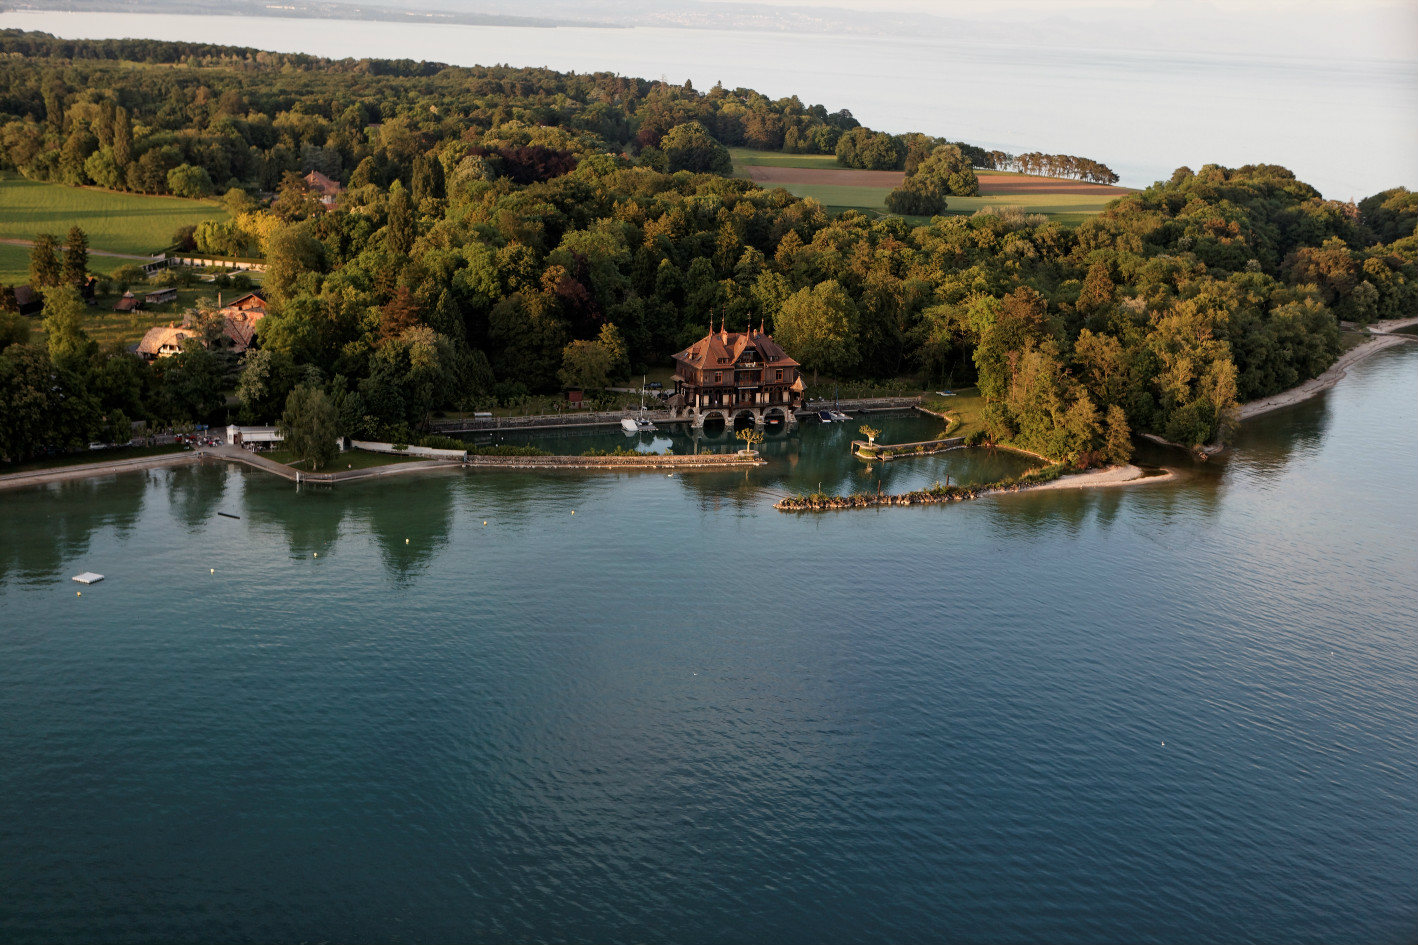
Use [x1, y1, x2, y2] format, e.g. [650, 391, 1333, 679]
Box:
[921, 386, 987, 437]
[728, 148, 839, 170]
[729, 148, 1122, 224]
[27, 286, 234, 350]
[0, 242, 32, 284]
[264, 448, 429, 471]
[0, 172, 227, 257]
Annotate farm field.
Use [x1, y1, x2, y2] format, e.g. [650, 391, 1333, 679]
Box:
[730, 148, 1131, 223]
[0, 173, 226, 257]
[0, 242, 31, 284]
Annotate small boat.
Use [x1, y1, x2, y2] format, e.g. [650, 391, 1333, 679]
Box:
[818, 409, 835, 422]
[622, 377, 657, 432]
[829, 409, 852, 422]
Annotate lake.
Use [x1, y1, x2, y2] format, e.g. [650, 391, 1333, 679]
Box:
[1, 346, 1414, 943]
[2, 10, 1415, 200]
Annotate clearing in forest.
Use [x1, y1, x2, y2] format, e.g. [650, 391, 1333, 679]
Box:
[730, 148, 1131, 222]
[0, 173, 227, 258]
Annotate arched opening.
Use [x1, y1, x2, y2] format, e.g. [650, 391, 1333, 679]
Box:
[763, 407, 787, 431]
[733, 410, 757, 432]
[700, 411, 726, 434]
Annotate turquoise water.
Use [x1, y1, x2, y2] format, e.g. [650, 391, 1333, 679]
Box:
[1, 349, 1415, 943]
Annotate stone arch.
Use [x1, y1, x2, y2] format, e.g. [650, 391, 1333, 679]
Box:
[763, 407, 787, 427]
[732, 410, 758, 431]
[700, 410, 726, 432]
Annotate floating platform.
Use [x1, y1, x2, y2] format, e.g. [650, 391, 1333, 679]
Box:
[71, 572, 105, 584]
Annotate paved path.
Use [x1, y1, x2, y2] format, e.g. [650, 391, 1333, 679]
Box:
[0, 237, 158, 262]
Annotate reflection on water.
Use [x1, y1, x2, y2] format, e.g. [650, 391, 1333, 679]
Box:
[0, 350, 1413, 945]
[0, 473, 148, 585]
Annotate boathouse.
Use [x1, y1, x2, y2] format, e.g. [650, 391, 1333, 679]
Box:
[668, 322, 804, 429]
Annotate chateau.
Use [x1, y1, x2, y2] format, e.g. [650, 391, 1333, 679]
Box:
[668, 323, 804, 429]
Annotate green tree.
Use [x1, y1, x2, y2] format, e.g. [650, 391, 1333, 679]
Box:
[279, 383, 339, 470]
[166, 163, 215, 198]
[558, 338, 615, 390]
[660, 122, 732, 175]
[773, 280, 860, 381]
[63, 226, 89, 284]
[29, 233, 62, 288]
[0, 308, 30, 353]
[913, 144, 979, 196]
[42, 285, 95, 372]
[858, 423, 880, 445]
[1104, 404, 1132, 464]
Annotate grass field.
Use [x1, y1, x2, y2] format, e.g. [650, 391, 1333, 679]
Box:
[729, 148, 1124, 224]
[0, 173, 227, 257]
[0, 242, 32, 284]
[922, 386, 987, 437]
[728, 148, 839, 169]
[27, 286, 229, 349]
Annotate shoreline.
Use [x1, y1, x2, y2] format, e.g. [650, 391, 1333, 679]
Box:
[1003, 463, 1176, 494]
[0, 444, 762, 491]
[1235, 317, 1418, 421]
[7, 320, 1408, 496]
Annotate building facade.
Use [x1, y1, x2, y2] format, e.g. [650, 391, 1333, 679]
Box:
[669, 323, 804, 429]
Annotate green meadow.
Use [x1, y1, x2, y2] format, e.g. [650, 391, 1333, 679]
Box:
[0, 173, 226, 257]
[0, 242, 32, 285]
[728, 149, 1121, 224]
[727, 148, 839, 169]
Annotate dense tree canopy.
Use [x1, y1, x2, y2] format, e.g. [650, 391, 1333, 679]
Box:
[1, 33, 1413, 465]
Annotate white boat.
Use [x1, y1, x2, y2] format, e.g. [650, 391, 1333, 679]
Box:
[621, 375, 658, 432]
[830, 409, 852, 422]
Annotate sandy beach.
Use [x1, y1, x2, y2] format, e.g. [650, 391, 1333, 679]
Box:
[1012, 463, 1176, 493]
[1237, 317, 1418, 420]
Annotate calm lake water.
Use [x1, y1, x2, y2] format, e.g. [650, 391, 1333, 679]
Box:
[1, 347, 1415, 944]
[3, 10, 1415, 200]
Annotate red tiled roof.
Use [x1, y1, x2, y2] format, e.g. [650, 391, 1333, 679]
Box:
[672, 326, 799, 369]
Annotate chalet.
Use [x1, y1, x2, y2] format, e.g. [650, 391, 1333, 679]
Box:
[137, 324, 194, 360]
[669, 322, 803, 429]
[115, 291, 141, 313]
[145, 287, 178, 306]
[215, 291, 267, 354]
[217, 291, 268, 319]
[303, 170, 342, 208]
[13, 285, 44, 317]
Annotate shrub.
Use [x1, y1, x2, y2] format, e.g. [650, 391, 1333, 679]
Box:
[469, 444, 550, 456]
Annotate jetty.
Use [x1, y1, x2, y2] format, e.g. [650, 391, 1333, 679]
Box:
[427, 396, 924, 435]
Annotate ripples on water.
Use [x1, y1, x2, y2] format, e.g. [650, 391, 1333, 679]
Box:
[1, 351, 1415, 943]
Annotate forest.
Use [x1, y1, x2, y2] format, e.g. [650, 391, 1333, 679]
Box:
[1, 30, 1416, 467]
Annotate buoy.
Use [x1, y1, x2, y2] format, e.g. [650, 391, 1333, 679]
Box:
[570, 510, 575, 515]
[483, 521, 487, 526]
[313, 552, 318, 557]
[77, 591, 81, 596]
[405, 538, 409, 544]
[210, 568, 214, 574]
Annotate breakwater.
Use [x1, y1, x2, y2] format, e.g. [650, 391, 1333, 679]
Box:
[775, 463, 1067, 512]
[852, 436, 964, 460]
